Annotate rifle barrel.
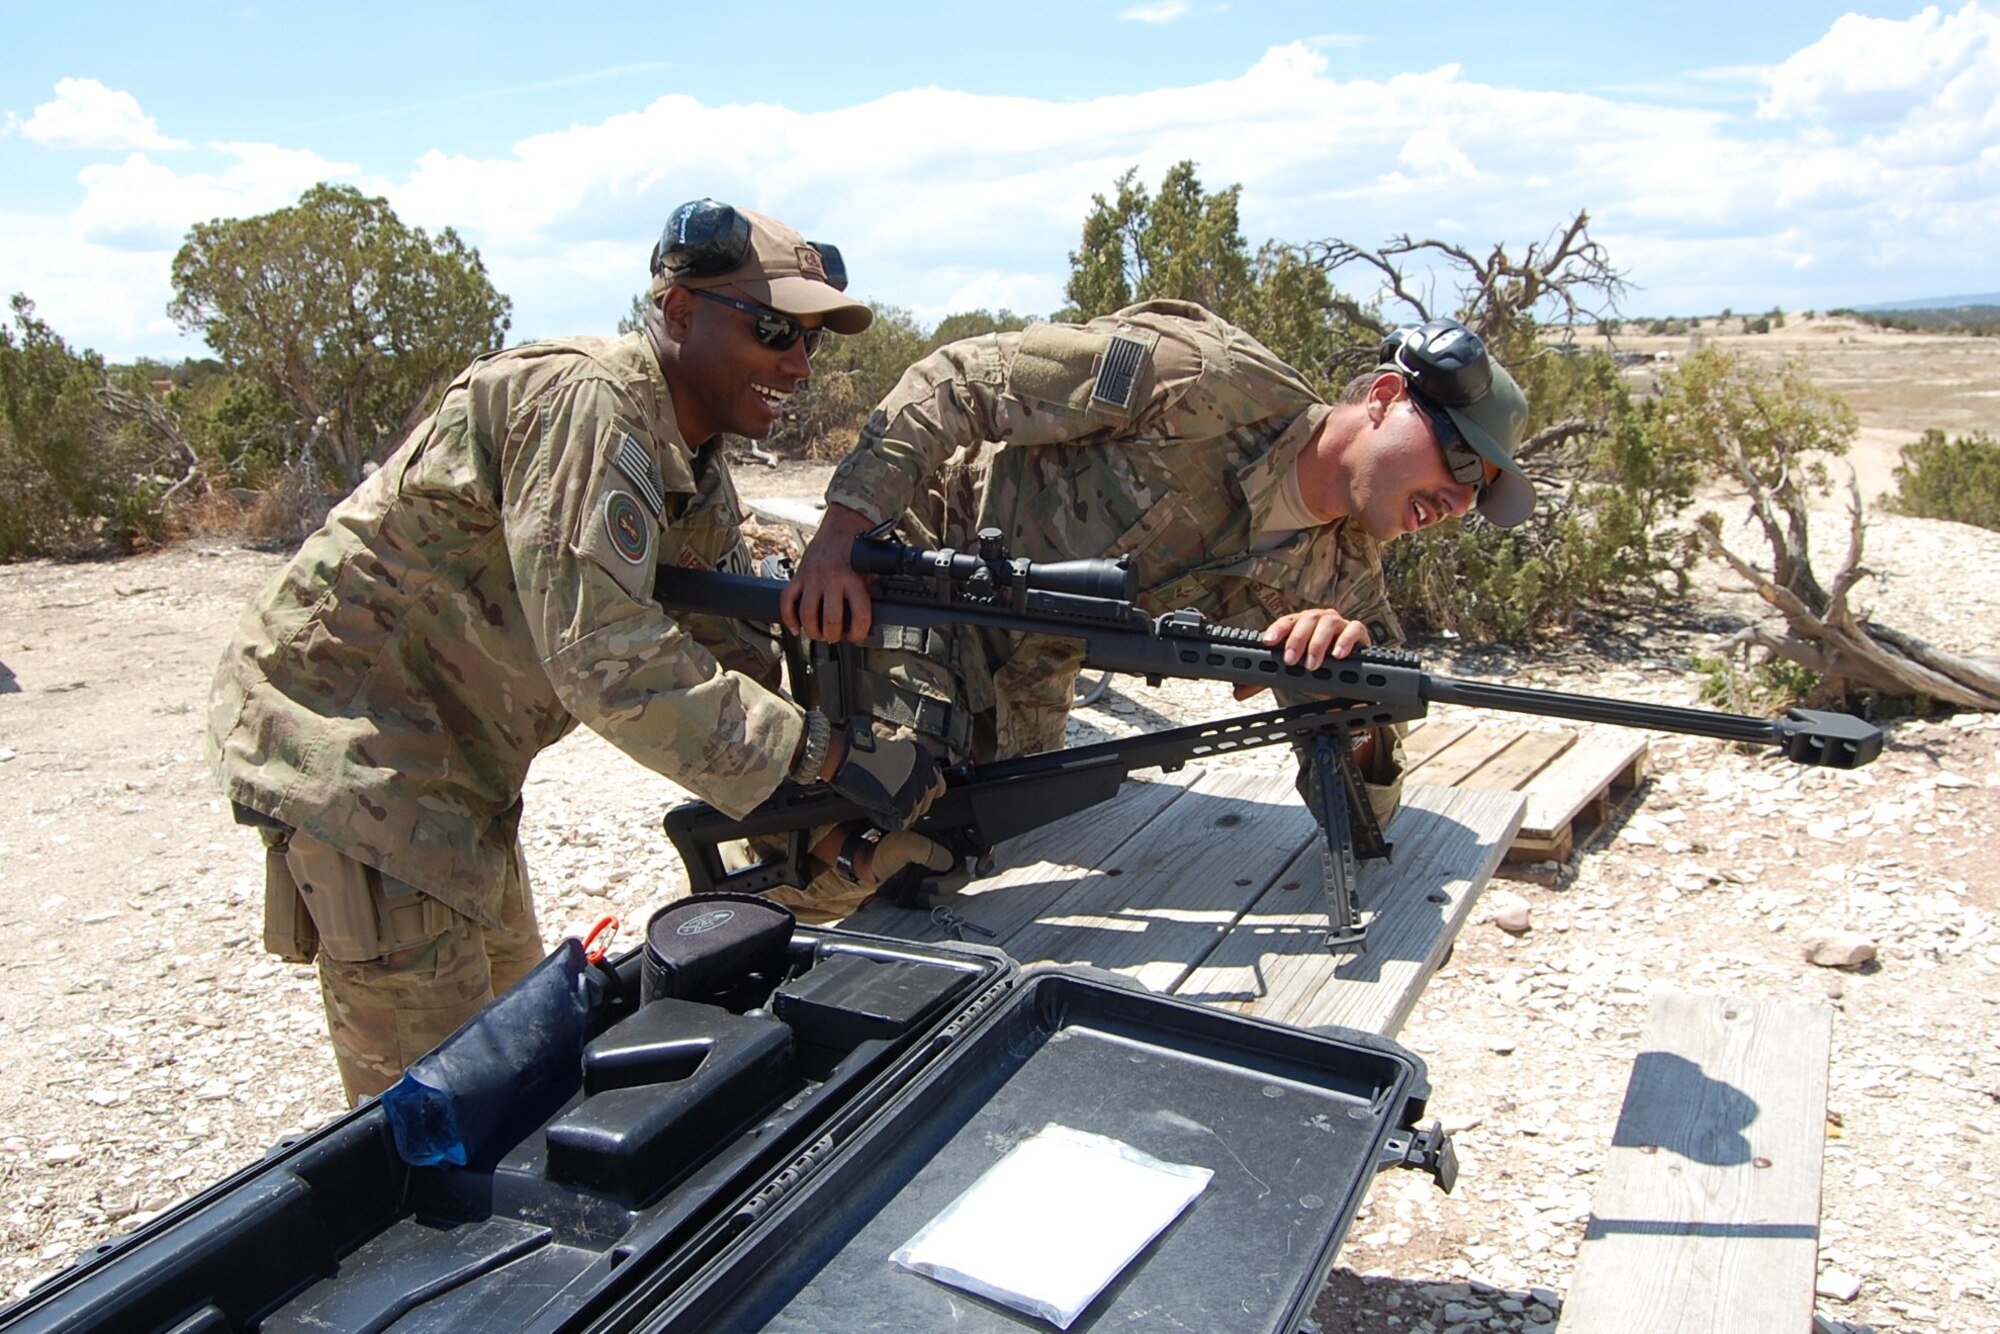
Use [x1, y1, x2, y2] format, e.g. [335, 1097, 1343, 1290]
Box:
[1422, 675, 1881, 768]
[1422, 675, 1776, 742]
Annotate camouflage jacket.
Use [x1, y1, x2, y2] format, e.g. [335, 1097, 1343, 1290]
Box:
[208, 332, 800, 926]
[825, 299, 1402, 758]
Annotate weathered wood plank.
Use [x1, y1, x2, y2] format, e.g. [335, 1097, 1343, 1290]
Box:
[1460, 728, 1573, 792]
[998, 766, 1317, 992]
[840, 771, 1193, 945]
[1560, 993, 1833, 1334]
[1404, 727, 1522, 788]
[841, 769, 1522, 1040]
[1178, 784, 1524, 1037]
[1506, 826, 1576, 865]
[742, 495, 826, 535]
[1400, 720, 1475, 770]
[1516, 728, 1649, 841]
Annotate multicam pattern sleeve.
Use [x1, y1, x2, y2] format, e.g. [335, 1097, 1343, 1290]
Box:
[502, 376, 803, 821]
[824, 314, 1186, 527]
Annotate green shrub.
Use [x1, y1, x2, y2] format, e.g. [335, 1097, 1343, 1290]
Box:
[1693, 651, 1820, 714]
[0, 295, 124, 559]
[1882, 429, 2000, 531]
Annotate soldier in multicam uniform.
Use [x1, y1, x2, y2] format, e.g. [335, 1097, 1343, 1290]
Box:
[781, 303, 1534, 915]
[209, 201, 944, 1104]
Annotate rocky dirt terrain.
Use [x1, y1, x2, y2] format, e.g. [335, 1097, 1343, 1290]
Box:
[2, 323, 1997, 1331]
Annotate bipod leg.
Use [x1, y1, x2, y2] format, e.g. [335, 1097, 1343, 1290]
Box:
[1309, 734, 1370, 953]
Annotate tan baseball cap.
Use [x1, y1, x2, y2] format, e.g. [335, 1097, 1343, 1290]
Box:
[650, 201, 873, 335]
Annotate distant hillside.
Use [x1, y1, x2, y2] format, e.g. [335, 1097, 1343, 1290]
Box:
[1835, 297, 2000, 335]
[1851, 293, 2000, 313]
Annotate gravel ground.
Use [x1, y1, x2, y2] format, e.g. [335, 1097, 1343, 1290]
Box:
[1, 483, 1996, 1332]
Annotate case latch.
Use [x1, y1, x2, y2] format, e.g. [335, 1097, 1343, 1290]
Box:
[1376, 1120, 1457, 1193]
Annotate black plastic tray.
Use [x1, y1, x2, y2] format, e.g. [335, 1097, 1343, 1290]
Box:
[0, 931, 1005, 1334]
[614, 971, 1427, 1333]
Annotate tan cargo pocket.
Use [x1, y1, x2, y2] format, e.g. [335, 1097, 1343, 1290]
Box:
[284, 831, 454, 963]
[259, 830, 319, 964]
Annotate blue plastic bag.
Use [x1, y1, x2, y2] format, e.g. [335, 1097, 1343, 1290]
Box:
[381, 938, 593, 1168]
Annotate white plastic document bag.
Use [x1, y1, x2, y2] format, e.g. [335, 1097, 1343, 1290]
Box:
[890, 1122, 1214, 1328]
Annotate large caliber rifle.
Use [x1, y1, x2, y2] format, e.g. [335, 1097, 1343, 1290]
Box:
[655, 529, 1882, 951]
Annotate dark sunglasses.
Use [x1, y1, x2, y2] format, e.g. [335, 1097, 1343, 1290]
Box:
[691, 288, 824, 355]
[1408, 388, 1488, 487]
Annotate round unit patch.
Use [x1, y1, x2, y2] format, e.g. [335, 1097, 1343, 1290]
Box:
[603, 490, 650, 564]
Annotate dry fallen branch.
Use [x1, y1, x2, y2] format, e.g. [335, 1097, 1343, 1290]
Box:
[1699, 475, 2000, 711]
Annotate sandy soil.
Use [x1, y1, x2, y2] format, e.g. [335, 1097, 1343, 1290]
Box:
[2, 327, 1998, 1332]
[1589, 312, 1997, 505]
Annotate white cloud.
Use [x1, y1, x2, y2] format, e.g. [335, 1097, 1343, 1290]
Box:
[1119, 1, 1192, 22]
[1760, 2, 2000, 125]
[20, 78, 186, 151]
[0, 209, 193, 354]
[1397, 126, 1478, 180]
[72, 143, 364, 251]
[1302, 33, 1371, 52]
[9, 15, 2000, 358]
[0, 140, 365, 359]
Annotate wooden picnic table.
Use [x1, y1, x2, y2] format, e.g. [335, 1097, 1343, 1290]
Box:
[747, 494, 1537, 1037]
[842, 761, 1527, 1039]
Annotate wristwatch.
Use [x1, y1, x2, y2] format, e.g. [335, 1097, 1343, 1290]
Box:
[790, 709, 833, 784]
[836, 825, 884, 883]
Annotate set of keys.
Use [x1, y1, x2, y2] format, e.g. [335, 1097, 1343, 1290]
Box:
[929, 905, 996, 942]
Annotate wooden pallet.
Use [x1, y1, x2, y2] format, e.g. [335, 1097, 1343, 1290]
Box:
[1401, 720, 1646, 866]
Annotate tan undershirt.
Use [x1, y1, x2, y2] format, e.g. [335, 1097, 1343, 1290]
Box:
[1252, 455, 1324, 552]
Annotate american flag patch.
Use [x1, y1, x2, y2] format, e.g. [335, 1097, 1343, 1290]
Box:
[616, 434, 666, 517]
[1090, 334, 1148, 411]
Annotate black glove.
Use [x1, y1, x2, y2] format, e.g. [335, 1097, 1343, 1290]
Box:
[828, 725, 946, 831]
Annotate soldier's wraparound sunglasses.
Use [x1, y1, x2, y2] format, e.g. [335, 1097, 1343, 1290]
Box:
[691, 289, 824, 356]
[1408, 388, 1489, 488]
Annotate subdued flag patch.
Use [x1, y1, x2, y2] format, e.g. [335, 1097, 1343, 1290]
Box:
[1091, 334, 1148, 411]
[615, 434, 667, 517]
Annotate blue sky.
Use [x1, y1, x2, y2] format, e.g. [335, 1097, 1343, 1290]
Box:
[5, 1, 1996, 361]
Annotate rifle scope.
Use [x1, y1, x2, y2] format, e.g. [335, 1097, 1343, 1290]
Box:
[851, 528, 1135, 603]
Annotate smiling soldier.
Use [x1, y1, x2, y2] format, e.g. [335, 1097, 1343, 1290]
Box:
[208, 200, 944, 1103]
[780, 310, 1533, 914]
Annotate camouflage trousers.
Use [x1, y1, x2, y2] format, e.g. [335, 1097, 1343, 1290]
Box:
[260, 826, 546, 1105]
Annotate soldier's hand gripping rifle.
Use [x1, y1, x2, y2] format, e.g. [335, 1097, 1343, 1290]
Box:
[655, 528, 1883, 951]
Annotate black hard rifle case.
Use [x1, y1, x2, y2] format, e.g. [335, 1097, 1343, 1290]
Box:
[2, 919, 1441, 1333]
